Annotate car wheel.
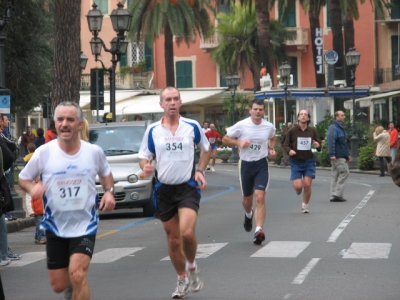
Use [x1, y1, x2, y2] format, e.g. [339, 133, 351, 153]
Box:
[142, 199, 155, 217]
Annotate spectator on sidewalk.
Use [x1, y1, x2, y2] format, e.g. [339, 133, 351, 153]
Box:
[388, 122, 398, 162]
[45, 120, 57, 143]
[21, 126, 36, 153]
[33, 128, 45, 149]
[374, 126, 392, 177]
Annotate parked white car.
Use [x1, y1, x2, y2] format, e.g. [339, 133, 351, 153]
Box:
[89, 121, 155, 217]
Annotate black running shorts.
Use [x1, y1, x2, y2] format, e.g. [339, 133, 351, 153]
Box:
[239, 157, 269, 197]
[46, 231, 96, 270]
[155, 182, 201, 222]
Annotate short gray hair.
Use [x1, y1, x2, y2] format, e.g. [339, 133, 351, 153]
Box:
[54, 101, 83, 122]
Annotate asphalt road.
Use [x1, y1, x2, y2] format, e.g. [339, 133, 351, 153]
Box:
[2, 165, 400, 300]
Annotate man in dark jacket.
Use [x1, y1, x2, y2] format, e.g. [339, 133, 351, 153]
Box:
[326, 111, 351, 202]
[33, 128, 45, 149]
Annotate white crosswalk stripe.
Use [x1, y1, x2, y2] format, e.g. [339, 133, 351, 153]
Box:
[8, 252, 46, 267]
[342, 243, 391, 259]
[251, 241, 311, 258]
[161, 243, 228, 261]
[5, 242, 392, 268]
[91, 247, 145, 263]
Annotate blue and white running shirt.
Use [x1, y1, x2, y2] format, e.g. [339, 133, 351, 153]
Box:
[19, 140, 111, 238]
[226, 117, 276, 162]
[139, 116, 210, 185]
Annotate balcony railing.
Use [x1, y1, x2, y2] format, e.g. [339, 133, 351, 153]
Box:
[285, 27, 308, 46]
[80, 71, 151, 90]
[373, 68, 400, 85]
[200, 34, 219, 50]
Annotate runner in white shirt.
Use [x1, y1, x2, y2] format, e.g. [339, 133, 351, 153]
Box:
[139, 87, 210, 299]
[18, 102, 115, 300]
[222, 99, 276, 245]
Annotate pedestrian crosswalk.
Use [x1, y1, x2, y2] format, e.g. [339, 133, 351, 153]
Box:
[7, 241, 392, 268]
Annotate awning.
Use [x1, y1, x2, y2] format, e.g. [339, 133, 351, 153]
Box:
[120, 89, 226, 115]
[255, 87, 368, 99]
[344, 90, 400, 108]
[79, 90, 143, 110]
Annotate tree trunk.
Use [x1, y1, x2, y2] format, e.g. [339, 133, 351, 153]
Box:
[164, 23, 175, 87]
[255, 0, 273, 87]
[52, 0, 81, 114]
[329, 0, 345, 81]
[309, 2, 326, 88]
[344, 8, 355, 86]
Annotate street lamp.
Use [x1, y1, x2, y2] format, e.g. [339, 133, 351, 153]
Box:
[279, 62, 291, 123]
[80, 51, 88, 71]
[225, 73, 241, 163]
[86, 2, 131, 122]
[345, 47, 361, 169]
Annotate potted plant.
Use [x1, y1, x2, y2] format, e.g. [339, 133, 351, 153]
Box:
[119, 65, 131, 79]
[217, 147, 232, 163]
[133, 60, 147, 73]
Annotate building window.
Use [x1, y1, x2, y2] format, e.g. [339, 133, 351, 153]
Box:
[130, 42, 153, 70]
[176, 61, 193, 88]
[96, 0, 108, 15]
[279, 5, 296, 27]
[391, 0, 400, 19]
[326, 1, 344, 28]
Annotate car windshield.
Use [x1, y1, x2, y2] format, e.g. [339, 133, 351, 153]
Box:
[89, 126, 146, 155]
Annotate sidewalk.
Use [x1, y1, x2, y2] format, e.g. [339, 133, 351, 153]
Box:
[6, 159, 384, 234]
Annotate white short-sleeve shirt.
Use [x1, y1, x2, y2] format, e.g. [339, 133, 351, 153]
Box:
[226, 117, 276, 162]
[139, 116, 210, 185]
[19, 140, 111, 238]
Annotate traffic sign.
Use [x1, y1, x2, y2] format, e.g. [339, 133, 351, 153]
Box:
[324, 50, 338, 65]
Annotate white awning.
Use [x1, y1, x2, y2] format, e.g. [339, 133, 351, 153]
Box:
[120, 89, 226, 115]
[79, 90, 143, 110]
[344, 90, 400, 108]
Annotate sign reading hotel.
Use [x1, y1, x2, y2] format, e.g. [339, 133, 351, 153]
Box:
[315, 28, 324, 74]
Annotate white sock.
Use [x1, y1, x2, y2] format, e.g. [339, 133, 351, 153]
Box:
[245, 211, 253, 218]
[187, 261, 197, 270]
[255, 226, 262, 233]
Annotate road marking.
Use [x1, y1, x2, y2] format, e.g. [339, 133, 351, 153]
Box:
[161, 243, 228, 261]
[96, 230, 119, 239]
[292, 258, 320, 284]
[327, 189, 375, 243]
[8, 252, 46, 267]
[91, 247, 145, 263]
[342, 243, 391, 259]
[251, 241, 311, 258]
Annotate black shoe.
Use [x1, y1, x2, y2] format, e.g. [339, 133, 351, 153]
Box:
[253, 230, 265, 245]
[330, 196, 347, 202]
[243, 210, 253, 232]
[379, 174, 385, 177]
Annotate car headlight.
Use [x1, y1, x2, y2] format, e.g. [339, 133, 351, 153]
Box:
[128, 174, 139, 183]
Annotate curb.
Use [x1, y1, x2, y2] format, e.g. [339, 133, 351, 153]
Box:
[6, 217, 35, 234]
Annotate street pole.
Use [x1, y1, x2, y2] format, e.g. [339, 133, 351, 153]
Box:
[109, 56, 117, 122]
[349, 67, 359, 169]
[229, 88, 240, 163]
[284, 82, 288, 123]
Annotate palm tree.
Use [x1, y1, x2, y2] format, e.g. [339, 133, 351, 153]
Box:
[128, 0, 213, 87]
[210, 2, 291, 91]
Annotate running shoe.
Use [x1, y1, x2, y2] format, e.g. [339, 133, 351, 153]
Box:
[296, 189, 302, 195]
[7, 248, 21, 260]
[188, 267, 204, 293]
[64, 285, 73, 300]
[206, 165, 211, 171]
[302, 203, 309, 213]
[253, 229, 265, 245]
[172, 279, 189, 299]
[243, 210, 253, 232]
[210, 166, 215, 172]
[0, 259, 11, 266]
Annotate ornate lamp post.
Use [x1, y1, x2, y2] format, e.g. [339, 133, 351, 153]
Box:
[279, 62, 291, 123]
[86, 2, 131, 122]
[345, 48, 361, 169]
[80, 51, 88, 71]
[225, 74, 241, 163]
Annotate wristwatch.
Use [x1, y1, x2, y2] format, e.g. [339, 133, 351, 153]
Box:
[196, 169, 205, 176]
[105, 187, 114, 195]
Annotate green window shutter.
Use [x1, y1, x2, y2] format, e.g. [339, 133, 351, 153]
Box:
[279, 5, 296, 27]
[144, 43, 153, 71]
[120, 53, 128, 67]
[220, 73, 227, 87]
[289, 57, 298, 86]
[326, 1, 345, 28]
[391, 36, 398, 79]
[176, 61, 193, 88]
[392, 0, 400, 19]
[96, 0, 108, 14]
